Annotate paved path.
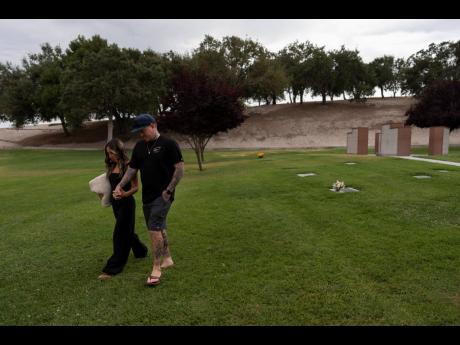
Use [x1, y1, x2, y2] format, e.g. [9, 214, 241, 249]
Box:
[393, 155, 460, 167]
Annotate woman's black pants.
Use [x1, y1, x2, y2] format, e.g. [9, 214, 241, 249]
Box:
[102, 197, 148, 275]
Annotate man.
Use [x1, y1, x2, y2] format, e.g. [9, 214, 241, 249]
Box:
[114, 114, 184, 286]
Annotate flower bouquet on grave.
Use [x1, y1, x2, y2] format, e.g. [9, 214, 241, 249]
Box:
[332, 180, 346, 192]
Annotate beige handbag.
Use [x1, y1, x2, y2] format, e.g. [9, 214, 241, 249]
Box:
[89, 173, 112, 207]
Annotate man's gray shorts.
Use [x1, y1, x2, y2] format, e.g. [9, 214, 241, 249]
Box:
[143, 196, 172, 231]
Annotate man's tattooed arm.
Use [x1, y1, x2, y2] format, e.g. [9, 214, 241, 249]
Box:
[166, 161, 184, 192]
[116, 166, 138, 190]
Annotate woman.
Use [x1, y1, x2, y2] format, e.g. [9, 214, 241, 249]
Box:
[98, 138, 148, 280]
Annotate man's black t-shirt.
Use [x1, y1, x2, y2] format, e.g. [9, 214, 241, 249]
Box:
[129, 135, 183, 204]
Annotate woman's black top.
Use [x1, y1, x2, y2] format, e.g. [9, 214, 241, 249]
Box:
[109, 171, 133, 203]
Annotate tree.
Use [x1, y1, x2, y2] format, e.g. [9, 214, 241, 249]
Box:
[332, 49, 376, 102]
[452, 40, 460, 80]
[247, 54, 288, 105]
[195, 35, 268, 100]
[348, 62, 376, 102]
[307, 46, 334, 105]
[60, 35, 112, 133]
[61, 35, 166, 141]
[388, 58, 406, 97]
[370, 55, 394, 98]
[189, 43, 233, 85]
[221, 36, 268, 87]
[159, 60, 246, 171]
[402, 41, 460, 96]
[278, 41, 315, 104]
[329, 46, 360, 101]
[405, 80, 460, 131]
[0, 63, 9, 121]
[120, 48, 167, 125]
[23, 43, 71, 135]
[0, 62, 36, 128]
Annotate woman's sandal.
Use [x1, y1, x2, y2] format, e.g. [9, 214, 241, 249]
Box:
[145, 275, 161, 287]
[98, 273, 112, 280]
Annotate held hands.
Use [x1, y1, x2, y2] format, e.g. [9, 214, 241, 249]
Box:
[113, 185, 125, 200]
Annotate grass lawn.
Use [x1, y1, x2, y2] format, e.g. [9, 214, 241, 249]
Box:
[411, 145, 460, 163]
[1, 147, 460, 325]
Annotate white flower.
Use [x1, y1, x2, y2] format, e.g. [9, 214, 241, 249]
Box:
[332, 180, 345, 191]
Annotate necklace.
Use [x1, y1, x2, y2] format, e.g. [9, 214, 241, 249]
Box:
[147, 134, 160, 155]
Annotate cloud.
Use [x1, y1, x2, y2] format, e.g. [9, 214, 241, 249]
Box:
[1, 19, 459, 66]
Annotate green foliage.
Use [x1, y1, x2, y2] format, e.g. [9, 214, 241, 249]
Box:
[195, 35, 268, 99]
[22, 43, 70, 135]
[60, 35, 166, 133]
[333, 50, 376, 102]
[221, 36, 268, 83]
[350, 63, 376, 102]
[307, 46, 335, 104]
[278, 41, 315, 103]
[247, 55, 289, 105]
[402, 40, 460, 96]
[0, 62, 36, 127]
[388, 58, 407, 97]
[369, 55, 395, 98]
[329, 46, 363, 101]
[2, 34, 460, 133]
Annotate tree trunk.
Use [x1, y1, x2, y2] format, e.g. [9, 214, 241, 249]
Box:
[343, 92, 347, 100]
[321, 92, 327, 105]
[191, 136, 209, 171]
[58, 114, 70, 137]
[272, 95, 276, 105]
[330, 94, 334, 102]
[288, 89, 292, 103]
[293, 94, 297, 104]
[258, 99, 261, 106]
[201, 136, 212, 164]
[194, 148, 203, 171]
[393, 91, 396, 98]
[200, 140, 205, 163]
[300, 93, 303, 104]
[380, 86, 384, 99]
[107, 113, 113, 142]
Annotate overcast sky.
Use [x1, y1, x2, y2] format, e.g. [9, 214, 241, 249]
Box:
[1, 19, 460, 66]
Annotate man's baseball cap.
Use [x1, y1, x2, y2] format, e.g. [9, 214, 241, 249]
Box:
[131, 114, 156, 133]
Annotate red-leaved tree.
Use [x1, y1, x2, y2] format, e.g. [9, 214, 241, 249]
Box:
[405, 80, 460, 131]
[158, 63, 246, 171]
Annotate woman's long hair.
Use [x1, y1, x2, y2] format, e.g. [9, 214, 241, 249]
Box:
[104, 138, 130, 176]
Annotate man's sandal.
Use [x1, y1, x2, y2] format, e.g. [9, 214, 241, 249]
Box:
[145, 275, 161, 287]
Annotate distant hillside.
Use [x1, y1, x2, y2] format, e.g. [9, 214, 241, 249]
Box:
[208, 97, 420, 149]
[7, 96, 460, 149]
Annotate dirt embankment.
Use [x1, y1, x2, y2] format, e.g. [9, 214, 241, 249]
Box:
[2, 97, 460, 150]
